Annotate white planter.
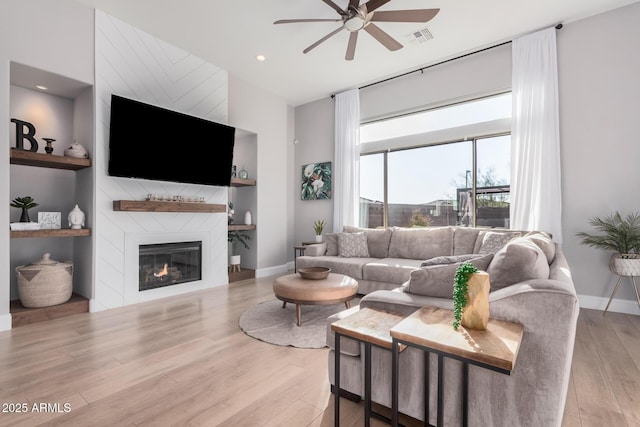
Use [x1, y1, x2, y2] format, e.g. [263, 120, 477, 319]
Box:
[315, 234, 323, 242]
[230, 255, 241, 266]
[609, 253, 640, 276]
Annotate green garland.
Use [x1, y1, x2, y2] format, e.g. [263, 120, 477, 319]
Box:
[453, 262, 479, 330]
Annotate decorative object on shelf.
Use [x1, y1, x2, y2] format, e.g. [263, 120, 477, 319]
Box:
[577, 211, 640, 314]
[228, 230, 251, 270]
[313, 219, 326, 242]
[10, 118, 38, 152]
[244, 210, 252, 225]
[298, 266, 331, 280]
[16, 252, 73, 308]
[67, 204, 85, 229]
[238, 169, 249, 180]
[453, 262, 490, 330]
[63, 141, 89, 158]
[38, 212, 62, 230]
[231, 165, 237, 178]
[228, 202, 235, 224]
[43, 138, 56, 154]
[10, 222, 40, 231]
[10, 196, 38, 223]
[301, 162, 332, 200]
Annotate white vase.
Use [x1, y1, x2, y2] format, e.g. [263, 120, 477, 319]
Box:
[315, 234, 323, 242]
[230, 255, 241, 265]
[244, 211, 252, 225]
[67, 204, 85, 229]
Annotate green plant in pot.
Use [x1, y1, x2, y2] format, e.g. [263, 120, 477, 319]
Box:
[576, 211, 640, 276]
[453, 262, 491, 331]
[10, 196, 39, 223]
[313, 219, 326, 242]
[228, 231, 251, 267]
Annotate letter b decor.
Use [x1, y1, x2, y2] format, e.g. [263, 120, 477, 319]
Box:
[11, 118, 39, 152]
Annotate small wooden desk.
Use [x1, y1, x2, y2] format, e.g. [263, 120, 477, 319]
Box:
[390, 307, 524, 427]
[331, 308, 406, 427]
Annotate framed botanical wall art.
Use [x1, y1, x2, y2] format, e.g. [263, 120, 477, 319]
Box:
[301, 162, 332, 200]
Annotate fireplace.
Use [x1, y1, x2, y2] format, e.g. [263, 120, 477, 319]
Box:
[139, 241, 202, 291]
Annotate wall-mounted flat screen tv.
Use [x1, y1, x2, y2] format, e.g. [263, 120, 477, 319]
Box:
[108, 94, 235, 187]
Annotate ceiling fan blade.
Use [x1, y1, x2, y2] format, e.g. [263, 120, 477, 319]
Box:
[346, 32, 358, 60]
[363, 0, 391, 13]
[364, 23, 403, 51]
[371, 9, 440, 23]
[303, 27, 344, 54]
[348, 0, 360, 11]
[274, 19, 342, 24]
[322, 0, 347, 16]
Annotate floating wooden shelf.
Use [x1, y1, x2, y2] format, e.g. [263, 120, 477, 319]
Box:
[228, 224, 256, 231]
[231, 177, 256, 187]
[113, 200, 226, 213]
[10, 293, 89, 328]
[10, 228, 91, 239]
[10, 149, 91, 170]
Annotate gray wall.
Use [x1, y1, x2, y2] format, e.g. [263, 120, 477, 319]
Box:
[292, 2, 640, 313]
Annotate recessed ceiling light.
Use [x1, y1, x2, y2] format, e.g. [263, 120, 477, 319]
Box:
[35, 85, 48, 91]
[256, 55, 266, 62]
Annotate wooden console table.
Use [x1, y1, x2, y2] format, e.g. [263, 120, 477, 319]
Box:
[390, 307, 524, 427]
[331, 308, 406, 427]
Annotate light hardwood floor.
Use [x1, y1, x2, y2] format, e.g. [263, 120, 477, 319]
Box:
[0, 274, 638, 426]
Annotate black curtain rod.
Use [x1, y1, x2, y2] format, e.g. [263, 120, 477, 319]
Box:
[331, 23, 563, 98]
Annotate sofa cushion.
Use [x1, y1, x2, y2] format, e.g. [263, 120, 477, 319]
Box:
[362, 258, 424, 285]
[295, 256, 376, 280]
[420, 254, 487, 267]
[487, 237, 550, 290]
[388, 226, 453, 260]
[524, 231, 556, 264]
[343, 226, 392, 258]
[476, 230, 521, 254]
[453, 227, 481, 255]
[406, 254, 494, 298]
[325, 233, 339, 256]
[338, 232, 370, 258]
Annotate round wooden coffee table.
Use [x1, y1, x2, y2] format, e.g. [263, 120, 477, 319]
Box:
[273, 273, 358, 326]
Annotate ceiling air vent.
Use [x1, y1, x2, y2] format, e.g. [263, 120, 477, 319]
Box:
[405, 27, 434, 46]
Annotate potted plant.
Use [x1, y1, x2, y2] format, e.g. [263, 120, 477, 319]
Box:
[313, 219, 326, 242]
[10, 196, 39, 222]
[453, 262, 490, 331]
[228, 230, 251, 269]
[577, 211, 640, 276]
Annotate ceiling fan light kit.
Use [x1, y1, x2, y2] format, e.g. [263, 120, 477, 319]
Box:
[274, 0, 439, 60]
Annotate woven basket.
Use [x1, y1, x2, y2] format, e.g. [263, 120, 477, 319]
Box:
[609, 253, 640, 277]
[16, 253, 73, 308]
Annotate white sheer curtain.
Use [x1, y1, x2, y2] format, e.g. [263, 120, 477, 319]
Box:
[511, 27, 563, 242]
[333, 89, 360, 232]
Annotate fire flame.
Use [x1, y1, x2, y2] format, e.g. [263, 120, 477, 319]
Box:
[153, 263, 169, 278]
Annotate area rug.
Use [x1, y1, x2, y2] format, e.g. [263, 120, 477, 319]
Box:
[239, 298, 359, 349]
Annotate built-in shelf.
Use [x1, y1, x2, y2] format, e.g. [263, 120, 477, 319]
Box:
[231, 177, 256, 187]
[113, 200, 226, 213]
[9, 149, 91, 170]
[10, 293, 89, 328]
[228, 224, 256, 231]
[10, 228, 91, 239]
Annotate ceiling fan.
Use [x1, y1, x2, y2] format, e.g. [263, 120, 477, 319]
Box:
[274, 0, 440, 60]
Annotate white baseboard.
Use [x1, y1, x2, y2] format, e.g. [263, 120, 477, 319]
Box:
[578, 294, 640, 315]
[0, 313, 12, 332]
[256, 264, 288, 279]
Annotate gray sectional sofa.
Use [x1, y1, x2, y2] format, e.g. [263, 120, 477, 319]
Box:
[299, 226, 579, 426]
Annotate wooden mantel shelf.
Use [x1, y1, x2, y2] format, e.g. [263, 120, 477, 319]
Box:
[10, 149, 91, 170]
[113, 200, 226, 213]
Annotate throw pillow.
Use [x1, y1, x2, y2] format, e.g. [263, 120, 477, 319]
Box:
[325, 233, 339, 256]
[343, 226, 392, 258]
[478, 231, 521, 254]
[338, 232, 370, 258]
[487, 237, 550, 291]
[524, 231, 556, 264]
[420, 254, 487, 267]
[406, 254, 493, 298]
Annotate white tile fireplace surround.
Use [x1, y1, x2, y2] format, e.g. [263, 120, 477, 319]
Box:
[124, 231, 215, 306]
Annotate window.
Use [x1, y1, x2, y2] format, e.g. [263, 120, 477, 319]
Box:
[359, 93, 511, 228]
